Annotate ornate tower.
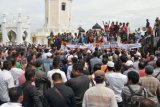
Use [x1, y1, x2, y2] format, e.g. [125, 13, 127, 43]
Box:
[45, 0, 72, 33]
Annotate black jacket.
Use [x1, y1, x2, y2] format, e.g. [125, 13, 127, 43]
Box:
[65, 74, 90, 107]
[44, 83, 76, 107]
[22, 81, 43, 107]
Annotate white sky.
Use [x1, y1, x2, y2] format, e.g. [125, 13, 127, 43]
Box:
[0, 0, 160, 32]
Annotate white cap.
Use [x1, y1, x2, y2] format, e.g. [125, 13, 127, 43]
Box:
[125, 60, 133, 66]
[87, 50, 91, 54]
[107, 61, 114, 68]
[46, 52, 52, 57]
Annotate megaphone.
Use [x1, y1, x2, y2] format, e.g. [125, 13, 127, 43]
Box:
[142, 27, 146, 32]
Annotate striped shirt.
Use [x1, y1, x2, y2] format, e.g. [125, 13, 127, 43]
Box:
[82, 84, 118, 107]
[140, 75, 159, 97]
[140, 75, 159, 103]
[0, 70, 15, 102]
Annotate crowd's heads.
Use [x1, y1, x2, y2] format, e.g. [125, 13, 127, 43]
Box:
[52, 57, 61, 68]
[125, 60, 133, 67]
[120, 55, 128, 63]
[114, 61, 122, 72]
[93, 63, 102, 73]
[94, 70, 105, 84]
[2, 60, 12, 71]
[145, 65, 154, 75]
[71, 57, 78, 64]
[93, 51, 99, 57]
[134, 55, 139, 61]
[138, 61, 146, 70]
[127, 71, 139, 84]
[44, 49, 49, 53]
[107, 61, 114, 71]
[102, 58, 108, 65]
[72, 62, 84, 76]
[52, 73, 63, 84]
[0, 60, 2, 69]
[25, 68, 36, 82]
[13, 52, 22, 62]
[9, 87, 23, 103]
[156, 59, 160, 67]
[11, 57, 16, 66]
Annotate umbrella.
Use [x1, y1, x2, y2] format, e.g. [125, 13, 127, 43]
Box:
[78, 27, 85, 32]
[92, 23, 102, 30]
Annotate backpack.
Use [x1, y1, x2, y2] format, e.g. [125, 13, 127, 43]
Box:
[124, 85, 148, 107]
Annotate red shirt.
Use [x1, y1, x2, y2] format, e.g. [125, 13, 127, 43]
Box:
[138, 69, 145, 77]
[121, 26, 127, 33]
[104, 25, 110, 32]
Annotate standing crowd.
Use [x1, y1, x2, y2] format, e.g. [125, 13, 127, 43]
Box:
[0, 42, 160, 107]
[54, 17, 160, 45]
[0, 17, 160, 107]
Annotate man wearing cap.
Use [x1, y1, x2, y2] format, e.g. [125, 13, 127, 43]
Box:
[82, 70, 118, 107]
[105, 61, 115, 76]
[123, 60, 137, 75]
[106, 61, 127, 107]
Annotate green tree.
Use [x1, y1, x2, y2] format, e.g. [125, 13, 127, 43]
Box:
[8, 32, 12, 41]
[0, 32, 2, 42]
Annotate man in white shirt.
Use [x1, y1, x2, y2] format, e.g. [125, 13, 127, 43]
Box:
[0, 61, 15, 104]
[0, 87, 23, 107]
[47, 57, 67, 87]
[67, 57, 78, 80]
[106, 61, 127, 107]
[10, 58, 25, 86]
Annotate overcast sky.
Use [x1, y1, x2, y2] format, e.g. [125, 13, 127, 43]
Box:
[0, 0, 160, 32]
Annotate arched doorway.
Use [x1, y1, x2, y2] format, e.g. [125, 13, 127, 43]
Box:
[8, 30, 16, 42]
[22, 31, 28, 41]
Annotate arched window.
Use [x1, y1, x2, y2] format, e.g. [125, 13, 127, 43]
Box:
[61, 2, 66, 11]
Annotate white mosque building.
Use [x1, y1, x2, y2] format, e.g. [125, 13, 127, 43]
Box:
[32, 0, 76, 45]
[0, 13, 31, 45]
[0, 0, 76, 45]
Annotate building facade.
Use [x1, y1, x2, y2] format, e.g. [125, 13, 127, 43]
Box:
[0, 13, 31, 45]
[32, 0, 74, 45]
[45, 0, 72, 33]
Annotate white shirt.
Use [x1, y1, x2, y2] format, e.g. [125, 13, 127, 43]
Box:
[0, 102, 22, 107]
[67, 65, 73, 80]
[67, 55, 73, 62]
[47, 69, 67, 87]
[10, 67, 25, 86]
[0, 70, 15, 102]
[42, 52, 52, 59]
[106, 72, 127, 102]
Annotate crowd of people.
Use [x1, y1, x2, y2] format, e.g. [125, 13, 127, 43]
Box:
[53, 17, 160, 46]
[0, 39, 160, 107]
[0, 17, 160, 107]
